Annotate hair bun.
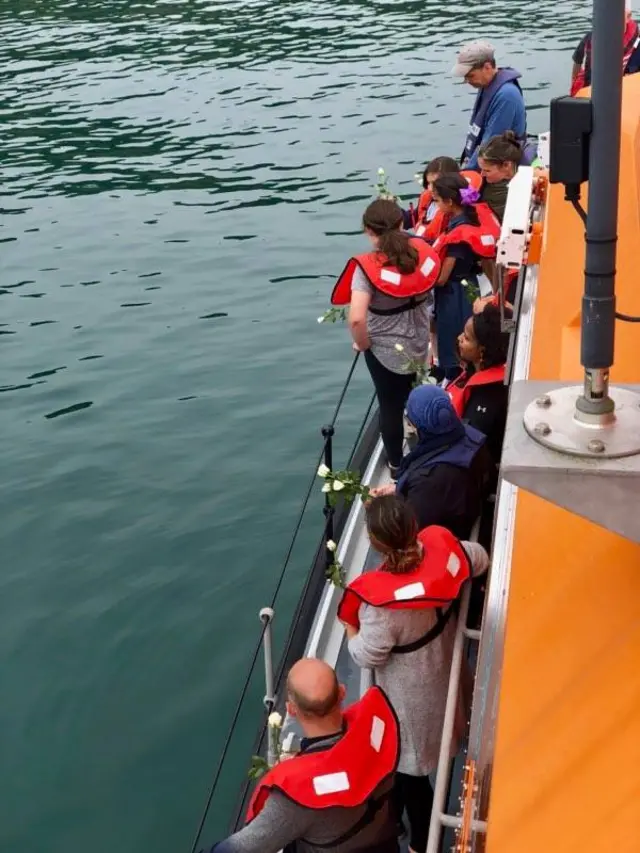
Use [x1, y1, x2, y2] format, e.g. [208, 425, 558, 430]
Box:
[502, 130, 521, 148]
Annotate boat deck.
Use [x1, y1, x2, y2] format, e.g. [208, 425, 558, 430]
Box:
[485, 75, 640, 853]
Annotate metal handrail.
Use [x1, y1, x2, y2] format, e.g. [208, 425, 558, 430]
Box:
[188, 352, 374, 853]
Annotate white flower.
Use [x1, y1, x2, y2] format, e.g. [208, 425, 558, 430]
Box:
[317, 464, 330, 478]
[377, 167, 385, 176]
[332, 479, 345, 492]
[317, 316, 325, 324]
[394, 343, 404, 352]
[268, 712, 283, 728]
[326, 539, 337, 552]
[414, 172, 423, 185]
[321, 482, 332, 493]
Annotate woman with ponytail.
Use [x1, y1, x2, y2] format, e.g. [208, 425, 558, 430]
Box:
[330, 199, 441, 477]
[430, 174, 500, 380]
[339, 494, 489, 853]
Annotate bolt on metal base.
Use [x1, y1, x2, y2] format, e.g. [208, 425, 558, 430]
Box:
[524, 385, 640, 459]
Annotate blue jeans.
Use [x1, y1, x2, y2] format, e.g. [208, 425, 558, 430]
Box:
[434, 279, 473, 379]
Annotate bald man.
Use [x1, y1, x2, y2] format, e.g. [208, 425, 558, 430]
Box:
[205, 659, 400, 853]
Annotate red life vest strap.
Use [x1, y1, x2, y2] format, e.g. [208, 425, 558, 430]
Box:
[448, 365, 506, 417]
[433, 203, 500, 261]
[415, 172, 482, 243]
[246, 687, 399, 820]
[331, 239, 440, 305]
[337, 526, 470, 630]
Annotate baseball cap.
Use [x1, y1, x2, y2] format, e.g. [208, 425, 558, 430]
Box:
[452, 40, 496, 77]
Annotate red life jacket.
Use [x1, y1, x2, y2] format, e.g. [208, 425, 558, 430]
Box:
[447, 364, 506, 418]
[331, 238, 440, 306]
[571, 19, 640, 96]
[432, 202, 500, 261]
[246, 686, 399, 823]
[414, 171, 483, 241]
[337, 526, 470, 631]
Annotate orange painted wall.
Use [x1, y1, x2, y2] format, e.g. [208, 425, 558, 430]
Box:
[486, 76, 640, 852]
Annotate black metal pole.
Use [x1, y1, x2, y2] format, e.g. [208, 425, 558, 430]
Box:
[321, 425, 335, 568]
[577, 0, 625, 418]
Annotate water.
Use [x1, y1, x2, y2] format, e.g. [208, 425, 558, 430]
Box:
[1, 1, 589, 851]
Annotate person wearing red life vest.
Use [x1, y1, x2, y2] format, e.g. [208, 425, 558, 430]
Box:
[430, 174, 500, 381]
[449, 304, 509, 623]
[330, 199, 440, 477]
[339, 496, 489, 853]
[203, 659, 400, 853]
[409, 157, 482, 243]
[571, 0, 640, 96]
[449, 304, 511, 474]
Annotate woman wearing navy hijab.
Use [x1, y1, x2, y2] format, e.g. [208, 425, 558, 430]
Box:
[372, 384, 490, 539]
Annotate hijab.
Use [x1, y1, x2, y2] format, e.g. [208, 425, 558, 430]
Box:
[396, 384, 485, 491]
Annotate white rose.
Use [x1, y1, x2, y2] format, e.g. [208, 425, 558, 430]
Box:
[317, 316, 325, 323]
[321, 482, 332, 493]
[268, 712, 283, 728]
[326, 539, 337, 552]
[394, 343, 404, 352]
[332, 480, 345, 492]
[317, 464, 330, 478]
[377, 167, 385, 176]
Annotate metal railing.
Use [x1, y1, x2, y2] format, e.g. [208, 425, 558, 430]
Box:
[188, 352, 378, 852]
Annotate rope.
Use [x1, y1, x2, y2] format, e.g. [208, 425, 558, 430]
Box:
[189, 352, 362, 853]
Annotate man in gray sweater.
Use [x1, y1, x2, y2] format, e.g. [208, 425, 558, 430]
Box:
[205, 659, 400, 853]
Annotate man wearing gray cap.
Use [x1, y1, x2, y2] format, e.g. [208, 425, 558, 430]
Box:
[452, 40, 527, 171]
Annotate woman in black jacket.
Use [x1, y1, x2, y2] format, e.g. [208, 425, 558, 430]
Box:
[372, 384, 490, 541]
[447, 304, 510, 471]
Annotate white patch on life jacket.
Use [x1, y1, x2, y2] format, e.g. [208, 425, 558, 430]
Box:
[446, 552, 461, 577]
[313, 771, 350, 796]
[469, 123, 481, 138]
[380, 269, 402, 286]
[420, 256, 436, 277]
[370, 715, 385, 752]
[415, 224, 426, 237]
[480, 235, 495, 246]
[394, 581, 426, 600]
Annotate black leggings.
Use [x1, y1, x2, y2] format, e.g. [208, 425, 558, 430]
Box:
[393, 772, 434, 853]
[364, 350, 415, 468]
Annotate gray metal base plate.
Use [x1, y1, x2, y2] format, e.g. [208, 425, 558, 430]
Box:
[523, 385, 640, 459]
[502, 381, 640, 544]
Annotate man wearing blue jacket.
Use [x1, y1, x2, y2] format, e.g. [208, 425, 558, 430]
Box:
[452, 40, 528, 171]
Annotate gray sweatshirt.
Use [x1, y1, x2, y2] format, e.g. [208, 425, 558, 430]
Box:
[348, 542, 489, 776]
[212, 732, 397, 853]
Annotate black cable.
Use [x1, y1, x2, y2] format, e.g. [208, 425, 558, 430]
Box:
[346, 391, 376, 468]
[189, 352, 363, 853]
[329, 352, 360, 426]
[615, 311, 640, 323]
[570, 198, 588, 225]
[565, 197, 640, 321]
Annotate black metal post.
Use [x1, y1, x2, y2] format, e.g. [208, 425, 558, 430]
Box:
[577, 0, 625, 419]
[321, 425, 335, 568]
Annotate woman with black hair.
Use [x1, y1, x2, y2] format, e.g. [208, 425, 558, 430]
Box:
[430, 174, 500, 380]
[448, 304, 511, 468]
[409, 156, 483, 241]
